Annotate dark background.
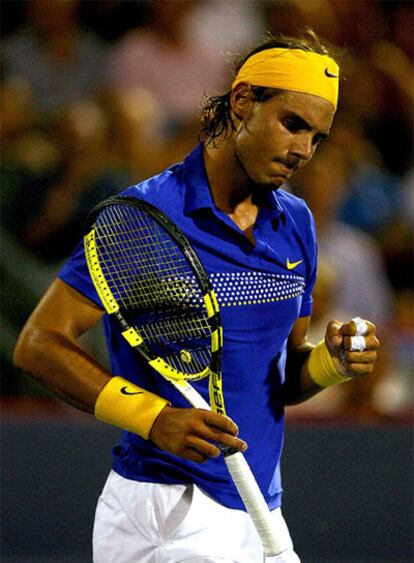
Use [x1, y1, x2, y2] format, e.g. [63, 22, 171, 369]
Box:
[1, 1, 413, 561]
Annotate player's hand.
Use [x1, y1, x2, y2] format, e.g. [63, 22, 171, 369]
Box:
[149, 406, 248, 463]
[325, 318, 379, 378]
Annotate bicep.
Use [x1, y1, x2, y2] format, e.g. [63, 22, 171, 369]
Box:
[14, 279, 108, 410]
[17, 278, 104, 349]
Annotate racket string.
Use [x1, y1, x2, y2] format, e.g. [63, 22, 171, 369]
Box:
[94, 203, 213, 376]
[138, 312, 212, 376]
[100, 207, 199, 309]
[97, 209, 190, 310]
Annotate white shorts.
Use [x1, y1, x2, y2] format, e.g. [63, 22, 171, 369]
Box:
[93, 470, 300, 563]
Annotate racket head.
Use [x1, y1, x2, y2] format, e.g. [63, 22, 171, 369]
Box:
[84, 196, 223, 386]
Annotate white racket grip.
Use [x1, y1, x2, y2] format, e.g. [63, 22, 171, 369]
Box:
[169, 380, 283, 555]
[169, 379, 211, 409]
[224, 451, 284, 556]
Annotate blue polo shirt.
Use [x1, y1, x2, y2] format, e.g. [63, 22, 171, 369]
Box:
[58, 143, 317, 510]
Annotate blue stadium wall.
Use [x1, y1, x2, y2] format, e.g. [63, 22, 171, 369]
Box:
[1, 421, 412, 562]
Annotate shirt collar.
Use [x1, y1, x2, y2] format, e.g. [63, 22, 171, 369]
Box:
[183, 143, 286, 224]
[184, 144, 215, 215]
[259, 190, 285, 224]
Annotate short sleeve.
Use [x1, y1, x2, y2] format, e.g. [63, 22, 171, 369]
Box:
[57, 240, 102, 308]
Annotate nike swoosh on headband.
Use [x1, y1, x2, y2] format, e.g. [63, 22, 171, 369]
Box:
[324, 68, 338, 78]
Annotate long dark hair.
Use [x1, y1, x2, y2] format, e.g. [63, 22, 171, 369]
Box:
[200, 29, 339, 147]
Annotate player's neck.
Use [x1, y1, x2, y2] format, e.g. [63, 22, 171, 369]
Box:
[204, 141, 259, 244]
[203, 141, 254, 213]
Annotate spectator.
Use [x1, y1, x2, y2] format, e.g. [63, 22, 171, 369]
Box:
[4, 100, 125, 263]
[329, 112, 402, 237]
[102, 87, 166, 183]
[2, 0, 108, 116]
[106, 0, 227, 133]
[291, 143, 393, 325]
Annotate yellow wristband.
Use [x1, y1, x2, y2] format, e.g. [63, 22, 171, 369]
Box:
[94, 376, 169, 439]
[308, 340, 351, 388]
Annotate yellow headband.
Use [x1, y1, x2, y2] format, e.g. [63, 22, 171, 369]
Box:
[232, 48, 339, 110]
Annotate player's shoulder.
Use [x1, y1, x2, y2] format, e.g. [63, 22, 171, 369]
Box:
[275, 188, 317, 253]
[120, 161, 186, 211]
[276, 187, 314, 223]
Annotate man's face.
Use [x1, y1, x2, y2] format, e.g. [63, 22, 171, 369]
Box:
[232, 89, 335, 190]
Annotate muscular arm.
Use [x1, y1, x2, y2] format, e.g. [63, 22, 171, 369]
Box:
[13, 278, 246, 462]
[13, 278, 109, 412]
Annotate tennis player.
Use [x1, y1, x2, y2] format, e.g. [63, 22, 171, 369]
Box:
[14, 32, 379, 563]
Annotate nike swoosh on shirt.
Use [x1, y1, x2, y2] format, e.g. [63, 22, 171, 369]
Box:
[120, 387, 144, 396]
[286, 258, 303, 270]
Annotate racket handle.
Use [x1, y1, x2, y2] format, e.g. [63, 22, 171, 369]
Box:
[224, 451, 285, 556]
[169, 380, 284, 555]
[170, 379, 211, 410]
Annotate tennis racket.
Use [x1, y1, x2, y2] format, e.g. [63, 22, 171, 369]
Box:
[84, 195, 283, 556]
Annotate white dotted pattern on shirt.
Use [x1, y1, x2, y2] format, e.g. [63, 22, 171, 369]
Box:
[210, 271, 306, 307]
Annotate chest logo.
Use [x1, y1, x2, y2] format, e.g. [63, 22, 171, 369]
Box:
[286, 258, 303, 270]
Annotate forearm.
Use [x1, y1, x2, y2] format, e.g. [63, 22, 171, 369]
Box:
[14, 324, 110, 412]
[284, 343, 321, 405]
[14, 315, 247, 461]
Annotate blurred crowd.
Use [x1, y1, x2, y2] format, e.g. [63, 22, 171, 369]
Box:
[1, 0, 413, 422]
